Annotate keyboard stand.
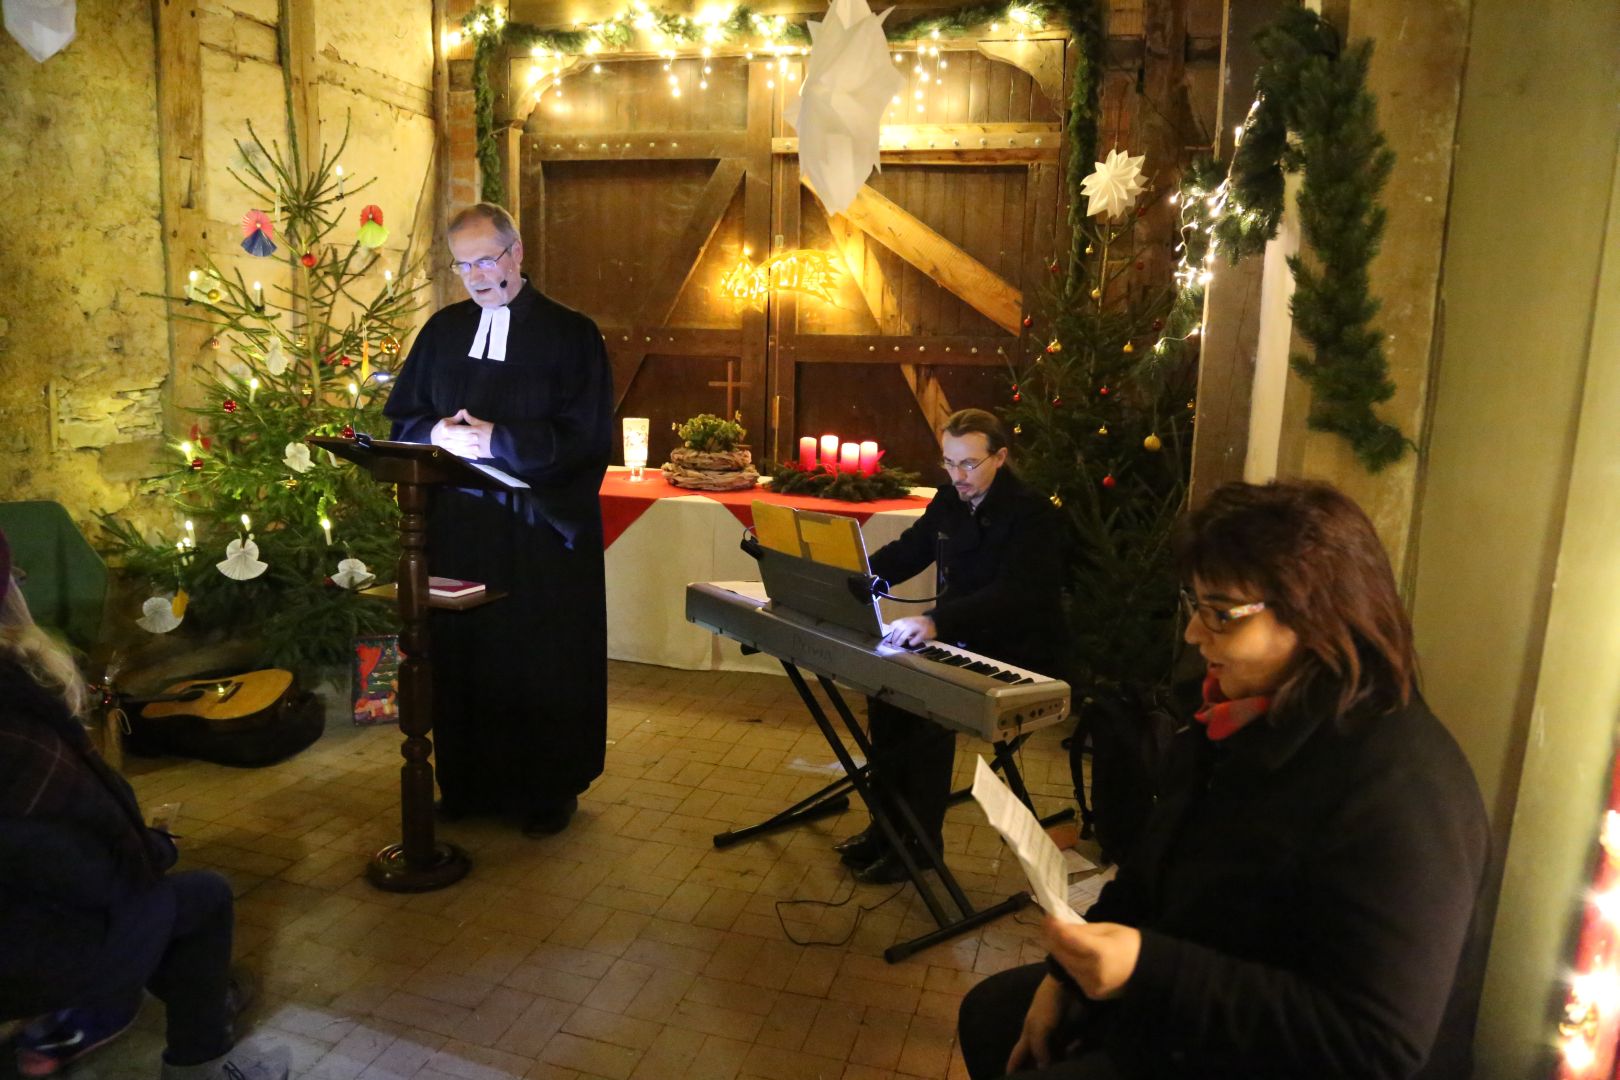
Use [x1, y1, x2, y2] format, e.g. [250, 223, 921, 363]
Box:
[712, 659, 1035, 963]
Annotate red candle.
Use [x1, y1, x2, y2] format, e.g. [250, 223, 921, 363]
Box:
[839, 441, 860, 473]
[799, 436, 817, 470]
[858, 440, 880, 475]
[820, 434, 840, 466]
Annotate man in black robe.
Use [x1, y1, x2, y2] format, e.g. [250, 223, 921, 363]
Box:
[383, 202, 613, 836]
[838, 408, 1071, 882]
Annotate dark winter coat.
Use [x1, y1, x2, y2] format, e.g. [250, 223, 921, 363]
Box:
[1064, 686, 1490, 1078]
[0, 658, 179, 1020]
[867, 467, 1069, 676]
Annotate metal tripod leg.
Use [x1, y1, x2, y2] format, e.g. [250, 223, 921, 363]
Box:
[945, 733, 1077, 828]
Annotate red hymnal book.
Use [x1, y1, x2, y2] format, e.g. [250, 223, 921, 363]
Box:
[428, 576, 486, 598]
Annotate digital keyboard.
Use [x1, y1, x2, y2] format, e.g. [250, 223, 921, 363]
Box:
[686, 581, 1071, 742]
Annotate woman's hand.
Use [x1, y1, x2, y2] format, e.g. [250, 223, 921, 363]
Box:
[1007, 972, 1071, 1073]
[1045, 918, 1142, 1000]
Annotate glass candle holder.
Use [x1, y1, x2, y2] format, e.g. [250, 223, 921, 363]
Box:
[623, 417, 650, 481]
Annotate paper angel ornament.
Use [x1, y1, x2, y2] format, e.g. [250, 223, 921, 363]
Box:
[356, 205, 389, 250]
[4, 0, 75, 63]
[1079, 149, 1148, 220]
[263, 335, 289, 375]
[185, 269, 227, 306]
[216, 538, 268, 581]
[283, 441, 313, 473]
[330, 558, 375, 590]
[135, 594, 184, 634]
[241, 209, 277, 257]
[784, 0, 905, 216]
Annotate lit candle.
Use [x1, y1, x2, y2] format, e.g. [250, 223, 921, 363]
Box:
[820, 433, 839, 466]
[184, 519, 195, 548]
[248, 377, 259, 402]
[360, 338, 370, 384]
[320, 516, 333, 546]
[798, 436, 817, 470]
[239, 513, 252, 537]
[348, 381, 360, 406]
[334, 164, 345, 199]
[180, 441, 193, 459]
[252, 280, 263, 308]
[858, 440, 880, 475]
[383, 269, 393, 296]
[839, 441, 860, 473]
[188, 269, 199, 286]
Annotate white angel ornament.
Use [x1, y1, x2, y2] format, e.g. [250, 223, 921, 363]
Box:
[330, 558, 375, 590]
[216, 538, 268, 581]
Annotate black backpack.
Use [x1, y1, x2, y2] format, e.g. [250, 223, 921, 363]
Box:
[1069, 687, 1178, 865]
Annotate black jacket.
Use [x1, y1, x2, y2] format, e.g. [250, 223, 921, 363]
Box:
[1070, 687, 1489, 1078]
[867, 468, 1069, 676]
[0, 659, 178, 1020]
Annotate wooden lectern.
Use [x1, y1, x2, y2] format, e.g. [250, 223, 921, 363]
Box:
[310, 434, 524, 892]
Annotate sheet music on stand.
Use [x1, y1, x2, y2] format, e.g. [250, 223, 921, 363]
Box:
[970, 756, 1084, 923]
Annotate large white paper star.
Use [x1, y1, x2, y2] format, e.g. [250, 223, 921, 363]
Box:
[785, 0, 905, 215]
[1079, 149, 1148, 220]
[4, 0, 74, 63]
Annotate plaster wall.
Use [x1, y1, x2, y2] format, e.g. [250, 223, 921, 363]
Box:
[1406, 1, 1620, 1074]
[0, 0, 434, 534]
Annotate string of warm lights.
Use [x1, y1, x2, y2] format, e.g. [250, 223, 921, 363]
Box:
[1557, 754, 1620, 1077]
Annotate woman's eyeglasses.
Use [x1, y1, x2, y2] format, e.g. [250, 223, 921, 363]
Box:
[1179, 587, 1267, 633]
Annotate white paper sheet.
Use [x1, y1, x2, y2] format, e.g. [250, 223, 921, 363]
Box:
[970, 756, 1083, 923]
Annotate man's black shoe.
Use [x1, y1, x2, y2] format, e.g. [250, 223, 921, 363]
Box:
[523, 796, 579, 837]
[833, 828, 889, 867]
[852, 842, 937, 885]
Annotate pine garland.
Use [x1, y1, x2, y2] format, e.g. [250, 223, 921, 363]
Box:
[761, 462, 922, 502]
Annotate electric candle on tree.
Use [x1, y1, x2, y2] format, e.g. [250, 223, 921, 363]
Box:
[859, 441, 880, 475]
[799, 436, 817, 470]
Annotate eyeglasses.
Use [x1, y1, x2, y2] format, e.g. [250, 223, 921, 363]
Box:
[1179, 587, 1267, 634]
[939, 457, 990, 474]
[452, 242, 514, 275]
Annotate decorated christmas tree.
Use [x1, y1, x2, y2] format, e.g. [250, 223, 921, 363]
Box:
[101, 122, 427, 673]
[1004, 150, 1219, 698]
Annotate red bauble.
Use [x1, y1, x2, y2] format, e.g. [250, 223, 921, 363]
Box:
[1022, 315, 1034, 329]
[1012, 392, 1022, 403]
[222, 399, 238, 414]
[1099, 385, 1110, 396]
[1051, 396, 1063, 407]
[200, 437, 212, 451]
[1101, 474, 1117, 488]
[340, 355, 353, 367]
[301, 251, 317, 267]
[342, 425, 356, 439]
[190, 458, 204, 471]
[1048, 260, 1060, 273]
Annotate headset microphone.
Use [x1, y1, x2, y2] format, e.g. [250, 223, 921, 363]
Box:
[499, 279, 509, 290]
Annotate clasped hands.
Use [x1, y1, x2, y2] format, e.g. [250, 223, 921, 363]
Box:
[1007, 918, 1142, 1073]
[430, 409, 494, 459]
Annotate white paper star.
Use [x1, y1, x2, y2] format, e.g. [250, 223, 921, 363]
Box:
[1079, 149, 1148, 220]
[283, 441, 313, 474]
[785, 0, 905, 215]
[216, 538, 268, 581]
[4, 0, 75, 63]
[135, 595, 183, 634]
[330, 558, 375, 590]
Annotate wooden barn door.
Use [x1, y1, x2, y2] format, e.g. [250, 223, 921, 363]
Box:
[517, 41, 1064, 473]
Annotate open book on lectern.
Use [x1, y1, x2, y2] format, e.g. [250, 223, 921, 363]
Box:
[746, 501, 885, 639]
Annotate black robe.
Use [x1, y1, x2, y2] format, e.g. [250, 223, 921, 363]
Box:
[383, 280, 613, 817]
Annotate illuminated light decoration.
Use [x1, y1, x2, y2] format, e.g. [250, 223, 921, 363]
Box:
[1556, 748, 1620, 1078]
[719, 249, 841, 311]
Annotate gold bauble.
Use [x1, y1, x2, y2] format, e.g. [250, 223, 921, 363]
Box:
[1122, 342, 1135, 354]
[1097, 425, 1108, 436]
[1089, 287, 1101, 300]
[380, 335, 401, 356]
[1049, 493, 1063, 508]
[1084, 244, 1094, 255]
[1012, 424, 1022, 435]
[1143, 433, 1162, 452]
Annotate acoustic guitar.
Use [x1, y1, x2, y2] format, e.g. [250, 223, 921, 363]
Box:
[140, 669, 297, 733]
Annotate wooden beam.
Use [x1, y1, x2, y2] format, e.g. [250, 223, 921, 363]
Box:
[601, 327, 749, 355]
[825, 213, 954, 432]
[530, 130, 747, 161]
[637, 158, 745, 327]
[820, 180, 1025, 335]
[775, 334, 1014, 366]
[153, 0, 210, 421]
[773, 123, 1060, 165]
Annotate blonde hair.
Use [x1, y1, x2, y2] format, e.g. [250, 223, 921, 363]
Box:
[1, 583, 87, 717]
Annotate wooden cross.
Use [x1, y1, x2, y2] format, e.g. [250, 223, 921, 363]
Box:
[707, 358, 751, 418]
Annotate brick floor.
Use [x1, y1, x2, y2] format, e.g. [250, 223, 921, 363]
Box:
[85, 661, 1090, 1080]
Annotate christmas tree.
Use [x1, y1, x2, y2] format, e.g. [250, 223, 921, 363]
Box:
[1004, 151, 1217, 699]
[101, 122, 427, 673]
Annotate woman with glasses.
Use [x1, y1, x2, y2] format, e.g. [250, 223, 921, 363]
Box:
[957, 481, 1489, 1079]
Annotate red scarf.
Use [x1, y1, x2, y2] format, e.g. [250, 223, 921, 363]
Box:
[1194, 672, 1272, 741]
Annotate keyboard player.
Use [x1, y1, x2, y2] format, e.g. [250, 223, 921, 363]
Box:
[839, 408, 1071, 883]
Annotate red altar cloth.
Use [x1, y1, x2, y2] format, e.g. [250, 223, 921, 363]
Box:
[599, 471, 929, 549]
